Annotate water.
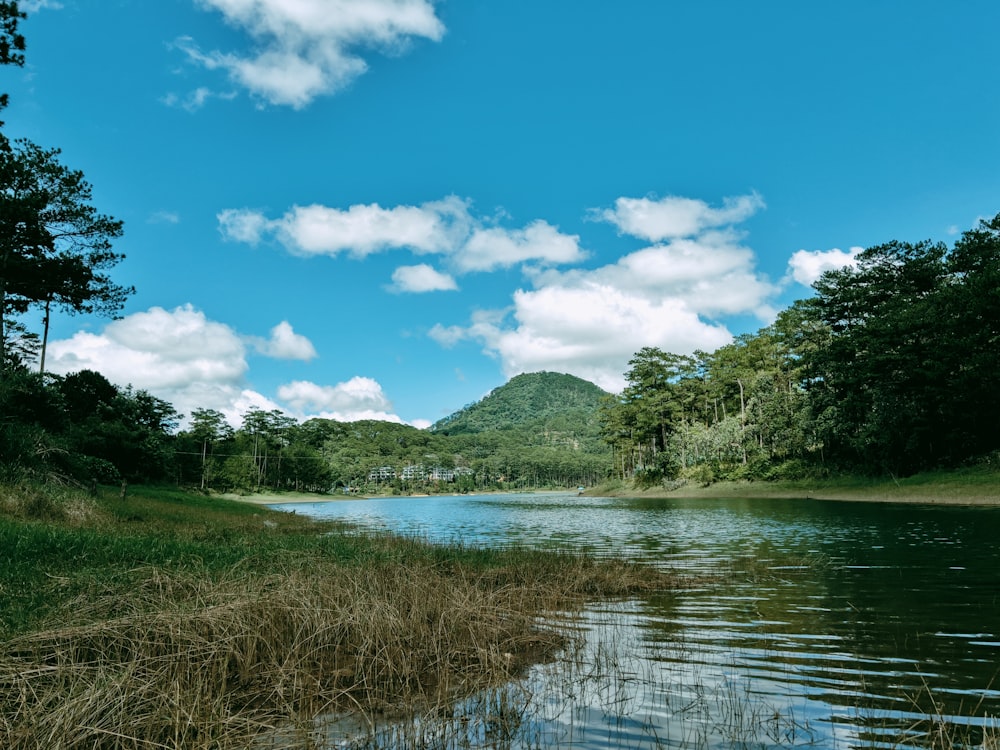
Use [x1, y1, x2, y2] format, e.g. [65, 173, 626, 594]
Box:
[271, 492, 1000, 748]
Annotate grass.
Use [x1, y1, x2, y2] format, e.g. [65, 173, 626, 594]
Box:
[593, 464, 1000, 505]
[0, 482, 680, 749]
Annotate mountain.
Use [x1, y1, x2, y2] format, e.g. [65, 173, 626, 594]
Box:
[431, 372, 612, 450]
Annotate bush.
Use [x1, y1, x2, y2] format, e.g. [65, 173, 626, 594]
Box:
[58, 454, 121, 484]
[763, 458, 827, 481]
[681, 463, 716, 487]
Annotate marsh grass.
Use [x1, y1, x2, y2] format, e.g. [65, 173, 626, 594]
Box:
[0, 483, 678, 749]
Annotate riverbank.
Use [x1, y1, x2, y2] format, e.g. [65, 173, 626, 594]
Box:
[592, 466, 1000, 505]
[219, 488, 572, 505]
[0, 482, 679, 749]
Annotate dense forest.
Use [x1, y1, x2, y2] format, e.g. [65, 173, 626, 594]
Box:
[1, 369, 613, 493]
[600, 217, 1000, 484]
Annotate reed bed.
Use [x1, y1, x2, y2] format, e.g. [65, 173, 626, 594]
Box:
[0, 485, 679, 750]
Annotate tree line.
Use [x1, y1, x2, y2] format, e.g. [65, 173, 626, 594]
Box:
[599, 215, 1000, 483]
[1, 370, 611, 493]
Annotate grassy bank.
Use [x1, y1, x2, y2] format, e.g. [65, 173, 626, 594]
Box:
[592, 464, 1000, 505]
[0, 483, 678, 749]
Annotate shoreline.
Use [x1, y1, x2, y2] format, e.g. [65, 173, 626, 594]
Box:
[591, 479, 1000, 506]
[219, 488, 573, 506]
[214, 470, 1000, 506]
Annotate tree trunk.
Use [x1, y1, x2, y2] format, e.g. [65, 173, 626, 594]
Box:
[737, 378, 747, 464]
[0, 279, 7, 370]
[38, 298, 50, 374]
[200, 439, 208, 491]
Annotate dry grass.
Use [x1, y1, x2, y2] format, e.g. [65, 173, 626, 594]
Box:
[0, 505, 679, 750]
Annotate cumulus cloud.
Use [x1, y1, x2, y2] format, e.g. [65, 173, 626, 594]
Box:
[597, 192, 765, 242]
[458, 220, 586, 272]
[274, 197, 468, 256]
[219, 196, 585, 275]
[277, 377, 404, 423]
[43, 305, 395, 427]
[45, 305, 252, 423]
[390, 264, 458, 293]
[786, 246, 863, 287]
[249, 321, 318, 360]
[179, 0, 445, 108]
[434, 282, 735, 394]
[432, 192, 774, 393]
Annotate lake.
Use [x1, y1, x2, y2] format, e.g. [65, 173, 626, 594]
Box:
[271, 492, 1000, 749]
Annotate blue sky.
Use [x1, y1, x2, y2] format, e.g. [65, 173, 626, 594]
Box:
[6, 0, 1000, 428]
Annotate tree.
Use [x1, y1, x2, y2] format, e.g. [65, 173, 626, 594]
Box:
[187, 408, 233, 490]
[597, 348, 698, 482]
[804, 238, 956, 474]
[0, 1, 26, 114]
[0, 139, 130, 372]
[238, 407, 296, 491]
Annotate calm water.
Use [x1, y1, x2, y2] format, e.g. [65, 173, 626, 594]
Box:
[272, 493, 1000, 749]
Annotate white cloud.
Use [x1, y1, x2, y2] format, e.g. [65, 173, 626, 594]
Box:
[219, 196, 586, 275]
[46, 305, 251, 423]
[592, 231, 777, 317]
[277, 377, 404, 423]
[271, 198, 468, 256]
[249, 321, 318, 360]
[458, 220, 586, 272]
[182, 0, 445, 108]
[786, 246, 862, 287]
[43, 305, 375, 427]
[450, 283, 734, 393]
[218, 207, 271, 244]
[433, 192, 774, 393]
[598, 192, 765, 241]
[390, 264, 458, 293]
[427, 323, 468, 348]
[19, 1, 62, 12]
[162, 85, 238, 112]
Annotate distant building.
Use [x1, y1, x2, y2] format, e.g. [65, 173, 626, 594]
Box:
[367, 466, 397, 481]
[401, 464, 426, 481]
[370, 464, 474, 483]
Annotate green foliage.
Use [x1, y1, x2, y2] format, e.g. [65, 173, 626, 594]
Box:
[433, 371, 609, 440]
[602, 213, 1000, 485]
[0, 139, 130, 372]
[803, 217, 1000, 474]
[0, 1, 25, 114]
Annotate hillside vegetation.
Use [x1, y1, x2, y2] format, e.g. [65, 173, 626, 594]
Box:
[599, 216, 1000, 486]
[1, 368, 615, 494]
[432, 371, 608, 438]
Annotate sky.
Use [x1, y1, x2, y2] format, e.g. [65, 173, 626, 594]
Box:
[4, 0, 1000, 429]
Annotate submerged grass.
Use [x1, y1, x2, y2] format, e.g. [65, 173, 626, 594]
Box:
[0, 483, 679, 749]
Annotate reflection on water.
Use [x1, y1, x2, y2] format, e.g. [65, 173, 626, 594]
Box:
[273, 493, 1000, 748]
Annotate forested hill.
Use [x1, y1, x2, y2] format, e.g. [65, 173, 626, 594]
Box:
[431, 372, 610, 438]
